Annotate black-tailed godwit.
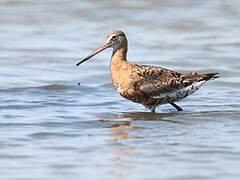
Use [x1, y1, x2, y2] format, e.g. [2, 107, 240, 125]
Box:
[76, 30, 218, 112]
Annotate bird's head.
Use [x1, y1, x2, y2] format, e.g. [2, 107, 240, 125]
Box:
[76, 30, 127, 66]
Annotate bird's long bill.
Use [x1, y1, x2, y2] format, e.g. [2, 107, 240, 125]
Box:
[76, 43, 110, 66]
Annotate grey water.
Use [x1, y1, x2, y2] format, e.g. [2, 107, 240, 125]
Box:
[0, 0, 240, 179]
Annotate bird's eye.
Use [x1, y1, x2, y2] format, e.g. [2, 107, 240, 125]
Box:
[111, 35, 117, 40]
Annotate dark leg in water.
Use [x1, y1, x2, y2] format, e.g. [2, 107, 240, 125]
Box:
[170, 102, 183, 111]
[150, 107, 156, 113]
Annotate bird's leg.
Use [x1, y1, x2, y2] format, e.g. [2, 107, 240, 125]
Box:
[170, 102, 183, 111]
[150, 107, 156, 113]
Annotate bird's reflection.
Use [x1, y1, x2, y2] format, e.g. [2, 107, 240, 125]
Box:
[105, 122, 142, 142]
[101, 111, 186, 178]
[103, 122, 138, 178]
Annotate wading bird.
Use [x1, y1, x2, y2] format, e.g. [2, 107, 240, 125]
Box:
[76, 30, 218, 112]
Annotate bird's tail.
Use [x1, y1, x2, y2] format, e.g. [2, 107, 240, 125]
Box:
[202, 73, 219, 81]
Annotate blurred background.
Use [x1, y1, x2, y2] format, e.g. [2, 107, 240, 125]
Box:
[0, 0, 240, 179]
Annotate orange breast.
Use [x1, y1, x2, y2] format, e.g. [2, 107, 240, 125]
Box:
[110, 61, 148, 103]
[111, 61, 133, 93]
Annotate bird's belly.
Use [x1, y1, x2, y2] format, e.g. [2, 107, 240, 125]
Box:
[152, 81, 205, 103]
[117, 87, 148, 104]
[116, 81, 204, 109]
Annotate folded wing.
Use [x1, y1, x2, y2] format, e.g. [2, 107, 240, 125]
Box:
[133, 65, 218, 99]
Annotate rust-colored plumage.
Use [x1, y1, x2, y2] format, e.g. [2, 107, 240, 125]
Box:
[76, 30, 218, 112]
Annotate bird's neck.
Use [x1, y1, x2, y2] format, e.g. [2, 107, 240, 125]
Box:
[111, 46, 128, 64]
[110, 45, 130, 92]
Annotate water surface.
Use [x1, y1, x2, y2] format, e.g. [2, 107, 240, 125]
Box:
[0, 0, 240, 179]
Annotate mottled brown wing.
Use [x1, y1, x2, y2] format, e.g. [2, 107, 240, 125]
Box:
[133, 65, 184, 97]
[133, 64, 182, 79]
[133, 65, 216, 97]
[137, 77, 185, 97]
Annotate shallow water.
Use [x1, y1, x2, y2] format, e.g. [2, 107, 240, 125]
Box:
[0, 0, 240, 179]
